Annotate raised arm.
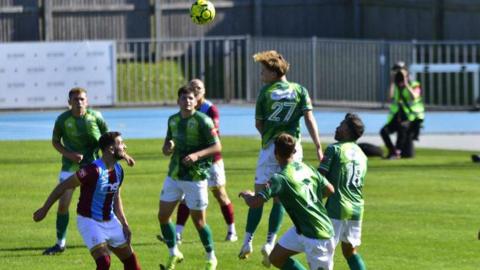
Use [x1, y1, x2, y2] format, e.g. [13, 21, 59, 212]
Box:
[33, 175, 81, 222]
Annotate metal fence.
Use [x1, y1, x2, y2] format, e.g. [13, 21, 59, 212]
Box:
[115, 36, 480, 110]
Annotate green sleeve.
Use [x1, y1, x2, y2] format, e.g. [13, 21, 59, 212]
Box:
[258, 174, 283, 200]
[96, 112, 108, 134]
[255, 89, 265, 121]
[319, 144, 337, 172]
[165, 117, 172, 141]
[52, 117, 63, 142]
[300, 86, 313, 111]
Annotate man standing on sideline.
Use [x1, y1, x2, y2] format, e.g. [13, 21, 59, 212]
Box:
[239, 50, 323, 266]
[239, 133, 335, 270]
[43, 87, 135, 255]
[34, 132, 141, 270]
[158, 86, 221, 270]
[319, 113, 368, 270]
[172, 79, 237, 243]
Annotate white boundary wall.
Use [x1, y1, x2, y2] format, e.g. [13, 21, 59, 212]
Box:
[0, 41, 116, 109]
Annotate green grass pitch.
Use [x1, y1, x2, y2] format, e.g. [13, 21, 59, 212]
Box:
[0, 137, 479, 269]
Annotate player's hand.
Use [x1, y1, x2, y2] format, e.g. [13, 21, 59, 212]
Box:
[33, 207, 48, 222]
[67, 152, 83, 163]
[182, 153, 199, 167]
[123, 225, 132, 244]
[238, 190, 255, 199]
[162, 140, 175, 155]
[124, 154, 136, 167]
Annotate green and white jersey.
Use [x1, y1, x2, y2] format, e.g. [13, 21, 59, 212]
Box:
[166, 111, 219, 181]
[319, 142, 367, 221]
[258, 161, 334, 239]
[52, 108, 108, 172]
[255, 81, 313, 148]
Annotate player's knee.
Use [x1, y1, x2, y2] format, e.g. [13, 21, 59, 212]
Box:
[95, 254, 111, 270]
[341, 243, 356, 259]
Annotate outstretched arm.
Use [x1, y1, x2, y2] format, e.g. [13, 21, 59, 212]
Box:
[304, 110, 323, 161]
[33, 175, 81, 222]
[238, 190, 266, 208]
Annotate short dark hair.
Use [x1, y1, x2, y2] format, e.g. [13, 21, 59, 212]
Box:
[68, 87, 87, 100]
[344, 113, 364, 141]
[99, 131, 121, 151]
[177, 85, 195, 98]
[274, 133, 296, 159]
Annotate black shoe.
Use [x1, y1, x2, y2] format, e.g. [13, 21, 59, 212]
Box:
[471, 154, 480, 163]
[42, 244, 65, 255]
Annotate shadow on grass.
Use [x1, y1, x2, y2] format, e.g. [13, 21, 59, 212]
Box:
[0, 242, 163, 257]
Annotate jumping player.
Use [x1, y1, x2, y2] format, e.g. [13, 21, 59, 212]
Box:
[239, 50, 324, 266]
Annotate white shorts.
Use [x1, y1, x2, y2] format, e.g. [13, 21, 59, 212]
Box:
[160, 176, 209, 210]
[207, 160, 226, 188]
[254, 141, 303, 184]
[77, 215, 127, 251]
[331, 219, 362, 248]
[278, 227, 334, 270]
[58, 171, 75, 183]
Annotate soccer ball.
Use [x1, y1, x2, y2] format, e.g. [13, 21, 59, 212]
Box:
[190, 0, 215, 25]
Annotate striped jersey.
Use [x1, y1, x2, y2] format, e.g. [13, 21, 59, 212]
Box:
[320, 142, 367, 221]
[198, 100, 222, 162]
[52, 108, 108, 172]
[76, 159, 124, 221]
[259, 161, 334, 239]
[255, 81, 313, 148]
[166, 111, 219, 181]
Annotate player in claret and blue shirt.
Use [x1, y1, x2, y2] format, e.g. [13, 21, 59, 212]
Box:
[34, 131, 141, 270]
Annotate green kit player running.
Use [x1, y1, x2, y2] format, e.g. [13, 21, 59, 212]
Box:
[239, 133, 335, 270]
[319, 113, 368, 270]
[43, 87, 135, 255]
[158, 86, 221, 270]
[239, 50, 323, 265]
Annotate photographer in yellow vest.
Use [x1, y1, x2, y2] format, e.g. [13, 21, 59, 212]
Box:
[380, 61, 425, 159]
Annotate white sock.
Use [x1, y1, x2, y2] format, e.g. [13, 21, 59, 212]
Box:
[266, 233, 276, 246]
[206, 250, 216, 260]
[56, 239, 66, 248]
[176, 225, 184, 235]
[169, 245, 180, 256]
[228, 223, 236, 234]
[243, 232, 253, 245]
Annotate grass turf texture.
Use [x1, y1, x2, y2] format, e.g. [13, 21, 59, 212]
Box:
[0, 137, 478, 269]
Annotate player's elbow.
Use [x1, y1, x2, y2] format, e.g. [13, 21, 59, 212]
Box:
[324, 183, 335, 198]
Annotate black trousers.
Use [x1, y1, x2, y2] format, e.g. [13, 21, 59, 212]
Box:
[380, 118, 415, 158]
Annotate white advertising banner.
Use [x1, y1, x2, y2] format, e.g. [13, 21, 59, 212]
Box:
[0, 41, 116, 109]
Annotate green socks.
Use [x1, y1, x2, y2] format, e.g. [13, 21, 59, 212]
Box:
[347, 253, 366, 270]
[268, 202, 285, 234]
[246, 205, 263, 234]
[197, 224, 214, 253]
[281, 257, 307, 270]
[56, 212, 69, 245]
[160, 222, 177, 248]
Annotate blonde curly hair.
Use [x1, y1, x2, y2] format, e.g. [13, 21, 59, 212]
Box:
[253, 50, 289, 77]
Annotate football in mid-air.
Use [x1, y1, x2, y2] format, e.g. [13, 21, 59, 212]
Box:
[190, 0, 215, 25]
